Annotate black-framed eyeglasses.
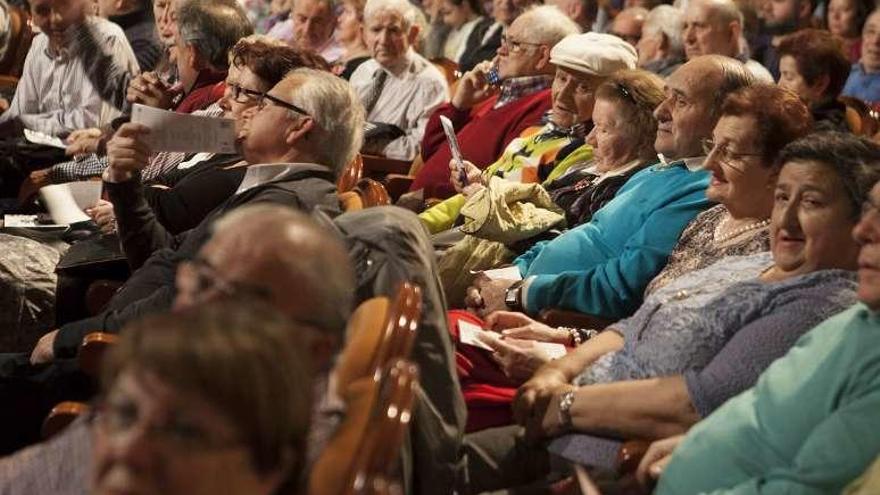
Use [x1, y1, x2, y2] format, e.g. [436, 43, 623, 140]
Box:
[500, 34, 543, 53]
[701, 138, 763, 173]
[256, 92, 311, 117]
[227, 83, 263, 104]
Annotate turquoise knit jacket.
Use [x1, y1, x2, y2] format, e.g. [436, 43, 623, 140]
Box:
[513, 161, 713, 318]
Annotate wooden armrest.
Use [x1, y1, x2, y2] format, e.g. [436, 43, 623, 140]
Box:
[361, 154, 412, 179]
[79, 332, 118, 377]
[384, 173, 414, 202]
[538, 309, 614, 330]
[41, 401, 89, 439]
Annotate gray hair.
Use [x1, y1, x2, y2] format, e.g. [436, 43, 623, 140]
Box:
[778, 132, 880, 218]
[643, 5, 684, 57]
[520, 5, 582, 44]
[363, 0, 420, 30]
[283, 68, 366, 176]
[178, 0, 254, 69]
[212, 204, 356, 339]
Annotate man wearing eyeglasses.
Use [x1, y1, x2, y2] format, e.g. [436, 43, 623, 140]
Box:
[27, 68, 364, 371]
[411, 5, 579, 200]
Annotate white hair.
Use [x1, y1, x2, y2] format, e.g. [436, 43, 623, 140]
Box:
[363, 0, 420, 30]
[283, 68, 366, 176]
[520, 5, 582, 44]
[644, 5, 684, 57]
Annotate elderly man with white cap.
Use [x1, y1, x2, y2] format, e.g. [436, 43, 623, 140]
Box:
[419, 31, 639, 232]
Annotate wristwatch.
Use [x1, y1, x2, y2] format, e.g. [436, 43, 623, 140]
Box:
[504, 281, 525, 311]
[558, 391, 576, 430]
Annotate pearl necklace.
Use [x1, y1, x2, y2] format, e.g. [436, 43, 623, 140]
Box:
[713, 216, 770, 244]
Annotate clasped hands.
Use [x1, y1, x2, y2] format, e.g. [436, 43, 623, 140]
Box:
[126, 71, 181, 110]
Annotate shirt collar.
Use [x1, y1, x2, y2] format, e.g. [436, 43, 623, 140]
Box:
[235, 162, 329, 194]
[495, 74, 553, 109]
[655, 154, 705, 171]
[377, 48, 417, 78]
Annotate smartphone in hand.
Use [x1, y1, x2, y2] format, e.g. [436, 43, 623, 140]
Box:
[440, 115, 469, 185]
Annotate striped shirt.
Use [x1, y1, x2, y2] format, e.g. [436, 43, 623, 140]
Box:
[0, 16, 139, 137]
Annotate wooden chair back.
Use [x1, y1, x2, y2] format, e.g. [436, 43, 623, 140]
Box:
[355, 178, 391, 207]
[430, 57, 460, 97]
[338, 154, 364, 193]
[79, 331, 119, 378]
[841, 96, 880, 137]
[310, 359, 419, 495]
[41, 401, 90, 439]
[333, 282, 421, 396]
[340, 179, 391, 211]
[340, 190, 365, 212]
[361, 155, 413, 181]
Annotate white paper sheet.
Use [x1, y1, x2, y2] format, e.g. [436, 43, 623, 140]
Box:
[131, 103, 237, 153]
[39, 182, 102, 225]
[481, 266, 523, 281]
[458, 320, 499, 351]
[23, 129, 66, 149]
[458, 320, 567, 359]
[2, 214, 67, 229]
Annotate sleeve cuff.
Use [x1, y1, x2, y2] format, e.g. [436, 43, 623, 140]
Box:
[523, 274, 555, 315]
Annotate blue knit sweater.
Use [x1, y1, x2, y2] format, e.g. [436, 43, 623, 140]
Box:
[514, 160, 712, 317]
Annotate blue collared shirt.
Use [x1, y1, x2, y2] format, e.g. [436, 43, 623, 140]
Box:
[842, 63, 880, 103]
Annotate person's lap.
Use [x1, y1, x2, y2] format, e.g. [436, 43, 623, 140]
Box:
[0, 353, 95, 454]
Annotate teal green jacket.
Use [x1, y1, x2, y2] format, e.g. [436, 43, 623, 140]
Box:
[514, 160, 711, 318]
[658, 303, 880, 494]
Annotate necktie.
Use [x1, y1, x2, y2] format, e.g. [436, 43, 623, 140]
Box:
[362, 68, 388, 115]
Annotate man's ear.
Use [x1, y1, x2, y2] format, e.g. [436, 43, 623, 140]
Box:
[728, 20, 743, 48]
[568, 0, 583, 21]
[284, 116, 315, 145]
[407, 23, 421, 46]
[534, 44, 553, 72]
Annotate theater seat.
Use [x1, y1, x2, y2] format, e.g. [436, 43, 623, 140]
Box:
[310, 359, 419, 495]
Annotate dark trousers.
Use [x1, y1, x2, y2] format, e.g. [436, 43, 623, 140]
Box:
[0, 354, 96, 455]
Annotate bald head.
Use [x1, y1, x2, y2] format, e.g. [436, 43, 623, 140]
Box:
[683, 0, 743, 59]
[611, 7, 648, 47]
[174, 205, 355, 343]
[653, 55, 754, 158]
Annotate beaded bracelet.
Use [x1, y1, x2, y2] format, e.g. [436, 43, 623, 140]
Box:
[559, 327, 599, 346]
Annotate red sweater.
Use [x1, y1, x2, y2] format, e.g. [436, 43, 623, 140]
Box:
[411, 89, 552, 199]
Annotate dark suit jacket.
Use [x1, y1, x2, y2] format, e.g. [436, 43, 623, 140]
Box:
[458, 18, 502, 72]
[53, 163, 342, 358]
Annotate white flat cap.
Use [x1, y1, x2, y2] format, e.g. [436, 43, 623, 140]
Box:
[550, 33, 638, 77]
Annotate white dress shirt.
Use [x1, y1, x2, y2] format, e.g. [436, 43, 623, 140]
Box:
[349, 48, 449, 160]
[0, 16, 139, 137]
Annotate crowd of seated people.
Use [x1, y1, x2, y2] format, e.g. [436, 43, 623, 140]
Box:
[3, 0, 880, 493]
